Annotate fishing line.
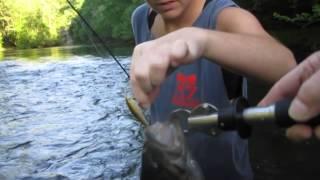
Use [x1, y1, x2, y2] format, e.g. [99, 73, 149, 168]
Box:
[77, 18, 105, 57]
[66, 0, 149, 126]
[66, 0, 130, 79]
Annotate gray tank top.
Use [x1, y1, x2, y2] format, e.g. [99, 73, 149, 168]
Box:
[131, 0, 253, 179]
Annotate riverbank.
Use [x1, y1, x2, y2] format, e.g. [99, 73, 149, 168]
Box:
[0, 44, 133, 61]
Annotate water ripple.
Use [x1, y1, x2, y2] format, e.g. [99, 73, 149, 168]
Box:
[0, 56, 143, 179]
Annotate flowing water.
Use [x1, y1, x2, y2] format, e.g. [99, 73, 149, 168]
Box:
[0, 46, 143, 179]
[1, 46, 320, 180]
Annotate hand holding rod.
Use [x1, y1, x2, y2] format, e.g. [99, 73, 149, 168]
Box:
[188, 97, 320, 138]
[241, 98, 320, 128]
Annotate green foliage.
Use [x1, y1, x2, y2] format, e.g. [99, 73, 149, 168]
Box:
[70, 0, 144, 43]
[0, 0, 15, 45]
[274, 3, 320, 27]
[0, 33, 3, 50]
[0, 0, 84, 49]
[16, 11, 52, 48]
[0, 0, 144, 48]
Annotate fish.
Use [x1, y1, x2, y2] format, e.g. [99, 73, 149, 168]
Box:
[141, 117, 204, 180]
[126, 95, 203, 179]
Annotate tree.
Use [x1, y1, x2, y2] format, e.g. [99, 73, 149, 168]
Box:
[274, 3, 320, 28]
[69, 0, 144, 43]
[15, 10, 51, 48]
[0, 0, 84, 49]
[0, 33, 3, 50]
[0, 0, 15, 46]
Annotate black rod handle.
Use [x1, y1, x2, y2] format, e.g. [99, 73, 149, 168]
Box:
[275, 99, 320, 128]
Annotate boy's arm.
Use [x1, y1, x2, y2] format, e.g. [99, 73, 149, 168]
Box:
[130, 7, 296, 106]
[203, 7, 296, 83]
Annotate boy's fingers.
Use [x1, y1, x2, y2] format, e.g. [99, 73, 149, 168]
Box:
[289, 69, 320, 121]
[286, 125, 312, 142]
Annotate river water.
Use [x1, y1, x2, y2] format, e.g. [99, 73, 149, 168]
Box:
[1, 46, 320, 180]
[0, 46, 143, 179]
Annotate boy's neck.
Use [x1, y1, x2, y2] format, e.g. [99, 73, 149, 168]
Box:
[152, 0, 205, 37]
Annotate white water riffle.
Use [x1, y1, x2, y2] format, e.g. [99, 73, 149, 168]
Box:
[0, 56, 143, 179]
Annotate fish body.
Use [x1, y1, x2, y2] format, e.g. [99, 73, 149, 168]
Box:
[142, 118, 204, 180]
[126, 96, 203, 179]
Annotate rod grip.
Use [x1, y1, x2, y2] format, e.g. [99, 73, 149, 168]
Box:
[275, 99, 320, 128]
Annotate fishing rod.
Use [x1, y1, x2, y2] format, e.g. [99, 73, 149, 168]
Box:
[66, 0, 130, 79]
[66, 0, 149, 126]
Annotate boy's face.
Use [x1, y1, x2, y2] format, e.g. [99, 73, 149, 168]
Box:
[146, 0, 192, 20]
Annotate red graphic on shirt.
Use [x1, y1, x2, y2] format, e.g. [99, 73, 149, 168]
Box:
[172, 73, 200, 108]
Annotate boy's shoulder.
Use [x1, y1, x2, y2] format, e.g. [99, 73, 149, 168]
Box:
[131, 3, 149, 22]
